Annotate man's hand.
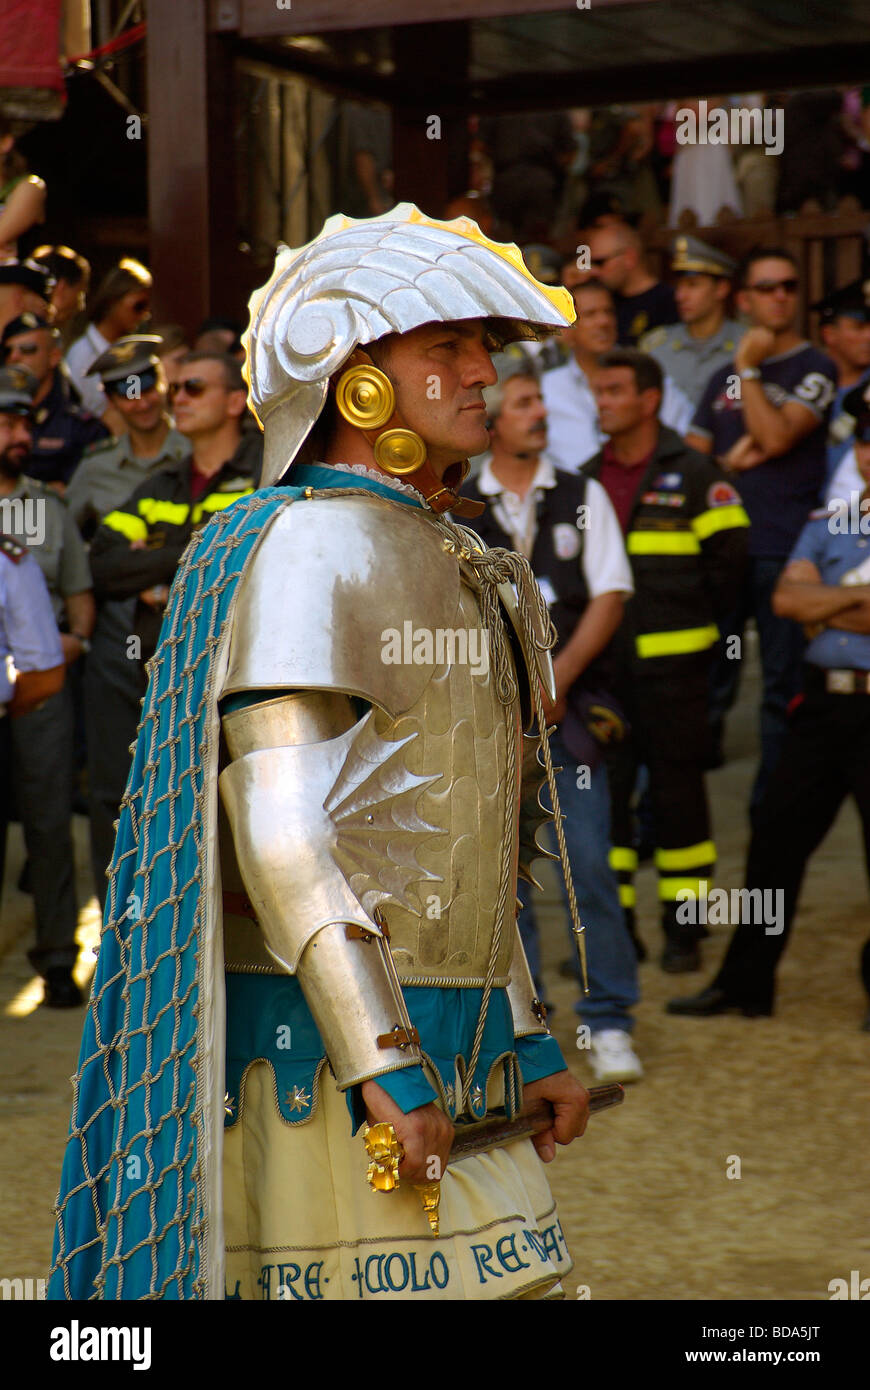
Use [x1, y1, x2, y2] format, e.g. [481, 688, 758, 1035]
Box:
[735, 326, 777, 372]
[522, 1070, 590, 1163]
[360, 1078, 454, 1184]
[720, 432, 767, 473]
[60, 633, 85, 665]
[138, 584, 169, 610]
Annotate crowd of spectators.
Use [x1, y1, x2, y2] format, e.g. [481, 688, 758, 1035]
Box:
[2, 89, 870, 1087]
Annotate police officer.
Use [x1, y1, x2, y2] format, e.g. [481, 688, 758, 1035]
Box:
[0, 365, 94, 1006]
[811, 280, 870, 500]
[640, 236, 743, 410]
[585, 348, 750, 971]
[0, 537, 65, 908]
[669, 388, 870, 1022]
[461, 354, 643, 1084]
[1, 312, 108, 487]
[86, 349, 259, 902]
[65, 336, 191, 905]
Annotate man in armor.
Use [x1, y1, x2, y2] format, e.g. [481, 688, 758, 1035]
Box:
[49, 205, 590, 1302]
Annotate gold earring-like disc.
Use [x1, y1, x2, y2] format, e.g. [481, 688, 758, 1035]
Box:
[335, 364, 395, 429]
[374, 428, 427, 475]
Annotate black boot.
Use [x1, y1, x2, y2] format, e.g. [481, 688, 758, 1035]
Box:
[43, 967, 83, 1008]
[660, 904, 701, 973]
[666, 982, 772, 1018]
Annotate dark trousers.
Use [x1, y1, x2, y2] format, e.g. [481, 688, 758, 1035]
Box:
[606, 655, 715, 939]
[710, 556, 806, 815]
[10, 685, 79, 973]
[715, 667, 870, 1012]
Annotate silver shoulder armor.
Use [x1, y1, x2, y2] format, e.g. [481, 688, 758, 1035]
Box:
[222, 491, 462, 715]
[219, 691, 426, 1089]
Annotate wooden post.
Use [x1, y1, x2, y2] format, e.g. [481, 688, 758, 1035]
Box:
[391, 23, 469, 218]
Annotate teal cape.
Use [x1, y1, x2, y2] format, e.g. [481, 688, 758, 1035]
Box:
[47, 466, 564, 1301]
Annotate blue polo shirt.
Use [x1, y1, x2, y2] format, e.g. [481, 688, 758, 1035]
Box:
[826, 367, 870, 486]
[789, 505, 870, 670]
[691, 342, 837, 558]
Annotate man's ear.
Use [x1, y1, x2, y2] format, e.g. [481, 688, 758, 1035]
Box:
[227, 388, 249, 421]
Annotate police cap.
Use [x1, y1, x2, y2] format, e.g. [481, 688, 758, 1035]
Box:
[0, 364, 37, 414]
[0, 258, 52, 298]
[522, 244, 561, 286]
[671, 236, 736, 279]
[810, 279, 870, 326]
[86, 334, 163, 384]
[1, 312, 56, 347]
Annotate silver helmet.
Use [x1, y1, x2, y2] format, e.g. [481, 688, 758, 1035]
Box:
[243, 202, 574, 488]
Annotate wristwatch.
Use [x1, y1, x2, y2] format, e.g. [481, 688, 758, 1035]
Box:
[71, 632, 92, 654]
[739, 367, 762, 382]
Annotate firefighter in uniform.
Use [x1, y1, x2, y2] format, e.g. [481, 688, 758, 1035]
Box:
[583, 348, 750, 971]
[85, 345, 258, 901]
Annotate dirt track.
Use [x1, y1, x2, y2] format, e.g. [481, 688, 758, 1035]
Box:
[1, 641, 868, 1300]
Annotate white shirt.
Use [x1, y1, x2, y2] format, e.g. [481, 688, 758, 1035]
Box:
[476, 452, 633, 600]
[826, 445, 863, 507]
[64, 324, 110, 418]
[541, 356, 694, 474]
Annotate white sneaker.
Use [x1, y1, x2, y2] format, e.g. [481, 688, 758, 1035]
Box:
[589, 1029, 644, 1083]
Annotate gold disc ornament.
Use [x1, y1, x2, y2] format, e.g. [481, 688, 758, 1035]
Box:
[373, 427, 427, 475]
[335, 363, 395, 430]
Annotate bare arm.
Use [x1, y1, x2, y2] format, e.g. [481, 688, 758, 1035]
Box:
[737, 380, 819, 458]
[0, 177, 45, 250]
[685, 431, 713, 456]
[772, 558, 869, 624]
[60, 589, 96, 663]
[552, 590, 625, 699]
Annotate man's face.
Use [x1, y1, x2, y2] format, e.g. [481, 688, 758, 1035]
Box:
[0, 411, 32, 477]
[51, 278, 86, 324]
[587, 228, 633, 294]
[674, 274, 729, 326]
[567, 286, 617, 358]
[738, 258, 799, 333]
[490, 375, 547, 457]
[116, 287, 151, 335]
[170, 360, 245, 438]
[379, 319, 498, 467]
[5, 328, 59, 387]
[107, 368, 167, 433]
[824, 315, 870, 373]
[594, 366, 657, 437]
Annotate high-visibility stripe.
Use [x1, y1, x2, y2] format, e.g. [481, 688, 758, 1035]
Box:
[627, 529, 700, 556]
[191, 489, 253, 524]
[618, 884, 637, 908]
[692, 504, 750, 542]
[137, 498, 190, 527]
[655, 840, 716, 871]
[658, 876, 712, 902]
[636, 624, 719, 659]
[609, 847, 638, 873]
[102, 510, 148, 542]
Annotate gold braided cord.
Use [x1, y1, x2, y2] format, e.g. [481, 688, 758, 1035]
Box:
[433, 515, 589, 1058]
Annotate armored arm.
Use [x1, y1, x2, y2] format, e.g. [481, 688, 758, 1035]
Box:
[218, 689, 426, 1090]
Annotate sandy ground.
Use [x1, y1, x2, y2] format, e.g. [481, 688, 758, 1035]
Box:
[1, 640, 869, 1300]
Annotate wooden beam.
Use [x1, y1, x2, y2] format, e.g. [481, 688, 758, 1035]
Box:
[146, 0, 210, 335]
[239, 0, 656, 38]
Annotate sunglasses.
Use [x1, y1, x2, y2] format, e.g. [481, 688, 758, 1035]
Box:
[106, 367, 159, 398]
[746, 278, 799, 295]
[589, 252, 624, 267]
[168, 377, 210, 402]
[6, 342, 41, 355]
[130, 298, 150, 313]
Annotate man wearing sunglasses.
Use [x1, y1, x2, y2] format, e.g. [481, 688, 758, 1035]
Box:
[585, 223, 679, 347]
[0, 312, 108, 489]
[686, 248, 837, 810]
[69, 334, 190, 905]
